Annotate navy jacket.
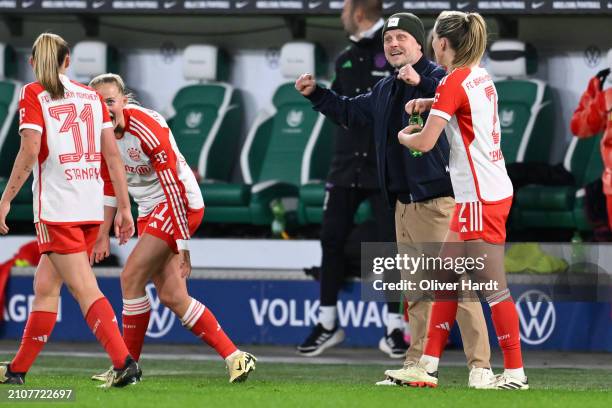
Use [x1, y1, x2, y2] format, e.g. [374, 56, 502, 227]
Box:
[305, 57, 451, 207]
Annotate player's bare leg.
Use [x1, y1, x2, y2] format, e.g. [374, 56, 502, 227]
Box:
[3, 253, 139, 386]
[1, 256, 62, 384]
[151, 247, 256, 383]
[469, 242, 528, 390]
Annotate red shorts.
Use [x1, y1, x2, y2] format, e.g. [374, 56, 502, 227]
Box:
[137, 203, 204, 253]
[35, 222, 100, 255]
[449, 197, 512, 244]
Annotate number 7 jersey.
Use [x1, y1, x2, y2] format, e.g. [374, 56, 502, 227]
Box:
[430, 66, 513, 204]
[18, 75, 112, 224]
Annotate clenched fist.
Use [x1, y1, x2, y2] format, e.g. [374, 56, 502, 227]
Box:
[397, 64, 421, 86]
[295, 73, 317, 96]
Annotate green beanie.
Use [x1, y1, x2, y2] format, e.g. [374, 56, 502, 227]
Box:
[382, 13, 425, 49]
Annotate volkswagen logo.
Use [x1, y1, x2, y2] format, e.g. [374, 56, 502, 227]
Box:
[145, 283, 176, 339]
[516, 290, 556, 345]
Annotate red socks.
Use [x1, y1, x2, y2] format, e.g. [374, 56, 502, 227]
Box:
[121, 295, 152, 362]
[10, 311, 57, 373]
[181, 298, 237, 359]
[423, 298, 458, 358]
[488, 290, 523, 369]
[85, 297, 130, 369]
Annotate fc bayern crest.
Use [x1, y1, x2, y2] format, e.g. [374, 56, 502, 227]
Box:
[128, 147, 141, 162]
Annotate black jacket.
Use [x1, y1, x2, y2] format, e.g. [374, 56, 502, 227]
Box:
[306, 57, 452, 207]
[327, 27, 394, 189]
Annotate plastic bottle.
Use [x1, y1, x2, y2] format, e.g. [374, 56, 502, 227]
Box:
[570, 231, 585, 273]
[271, 199, 289, 239]
[408, 112, 424, 157]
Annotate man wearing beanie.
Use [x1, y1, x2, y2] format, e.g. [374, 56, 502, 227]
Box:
[296, 0, 408, 360]
[295, 12, 493, 388]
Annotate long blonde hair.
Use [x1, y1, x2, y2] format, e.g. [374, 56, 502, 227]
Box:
[434, 11, 487, 70]
[32, 33, 70, 100]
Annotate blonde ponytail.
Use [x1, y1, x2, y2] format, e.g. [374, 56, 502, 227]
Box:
[434, 11, 487, 69]
[32, 33, 70, 100]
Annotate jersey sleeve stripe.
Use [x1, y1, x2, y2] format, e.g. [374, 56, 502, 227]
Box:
[131, 117, 161, 147]
[19, 123, 44, 133]
[159, 169, 189, 239]
[102, 122, 113, 129]
[429, 109, 452, 121]
[130, 122, 157, 150]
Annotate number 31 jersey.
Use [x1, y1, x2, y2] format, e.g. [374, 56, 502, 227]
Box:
[430, 67, 513, 204]
[18, 74, 112, 224]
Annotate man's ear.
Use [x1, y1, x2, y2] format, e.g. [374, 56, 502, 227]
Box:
[64, 55, 70, 70]
[28, 56, 34, 68]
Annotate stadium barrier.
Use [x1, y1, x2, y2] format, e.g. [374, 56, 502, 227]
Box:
[2, 266, 612, 352]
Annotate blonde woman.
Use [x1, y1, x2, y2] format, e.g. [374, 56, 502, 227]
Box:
[0, 33, 139, 387]
[88, 73, 256, 383]
[386, 11, 528, 390]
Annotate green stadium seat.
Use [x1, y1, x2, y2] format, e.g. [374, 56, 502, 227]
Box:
[512, 134, 603, 231]
[0, 43, 30, 221]
[488, 40, 555, 164]
[203, 42, 334, 225]
[167, 45, 243, 192]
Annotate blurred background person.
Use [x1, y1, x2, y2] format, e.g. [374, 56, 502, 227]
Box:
[296, 0, 408, 358]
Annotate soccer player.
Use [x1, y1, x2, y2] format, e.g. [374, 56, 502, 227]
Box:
[0, 33, 140, 387]
[385, 11, 528, 390]
[87, 74, 256, 383]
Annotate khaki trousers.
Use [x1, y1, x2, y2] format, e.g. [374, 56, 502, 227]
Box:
[395, 197, 491, 368]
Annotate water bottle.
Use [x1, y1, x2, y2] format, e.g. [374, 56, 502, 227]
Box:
[271, 199, 289, 239]
[408, 112, 424, 157]
[570, 231, 585, 273]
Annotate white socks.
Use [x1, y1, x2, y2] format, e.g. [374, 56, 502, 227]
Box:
[225, 350, 241, 363]
[504, 367, 526, 380]
[419, 355, 440, 373]
[386, 313, 404, 335]
[318, 306, 337, 330]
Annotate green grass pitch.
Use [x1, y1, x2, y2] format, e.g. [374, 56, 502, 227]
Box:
[0, 355, 610, 407]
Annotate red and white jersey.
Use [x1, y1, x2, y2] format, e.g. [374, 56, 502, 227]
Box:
[430, 67, 513, 203]
[104, 105, 203, 245]
[18, 74, 112, 224]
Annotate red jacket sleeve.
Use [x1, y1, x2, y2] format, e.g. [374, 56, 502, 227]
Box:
[570, 76, 607, 138]
[129, 110, 191, 244]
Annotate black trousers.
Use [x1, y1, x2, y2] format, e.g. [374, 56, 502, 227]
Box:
[319, 184, 401, 315]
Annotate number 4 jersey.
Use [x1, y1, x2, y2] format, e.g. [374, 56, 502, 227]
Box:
[19, 75, 112, 224]
[430, 66, 513, 204]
